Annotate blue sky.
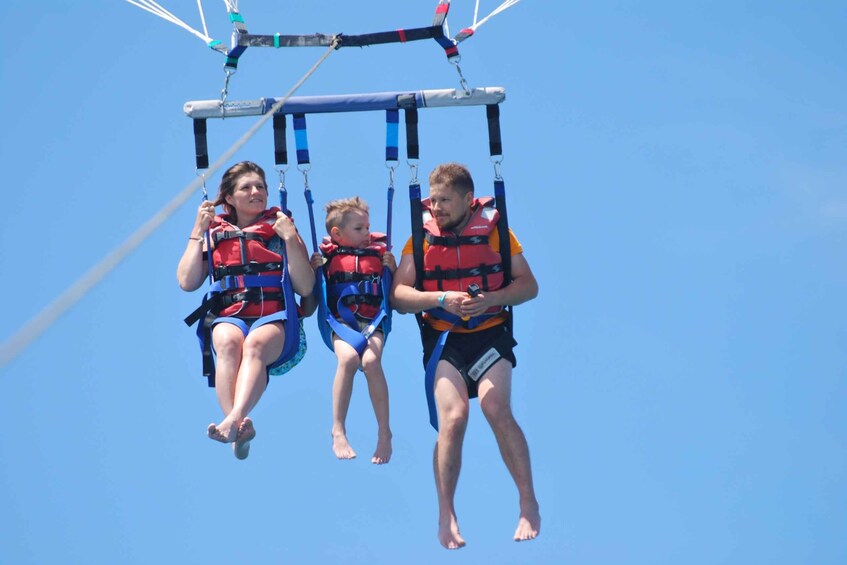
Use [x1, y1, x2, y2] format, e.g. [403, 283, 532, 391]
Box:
[1, 1, 845, 563]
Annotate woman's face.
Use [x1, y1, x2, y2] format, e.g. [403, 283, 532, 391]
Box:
[225, 172, 268, 221]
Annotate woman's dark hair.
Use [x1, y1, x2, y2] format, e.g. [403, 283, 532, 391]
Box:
[213, 161, 268, 219]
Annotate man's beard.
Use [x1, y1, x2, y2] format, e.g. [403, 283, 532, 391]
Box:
[436, 213, 468, 233]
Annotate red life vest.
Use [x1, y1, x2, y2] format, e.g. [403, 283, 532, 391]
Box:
[320, 233, 386, 320]
[421, 197, 505, 294]
[210, 207, 285, 318]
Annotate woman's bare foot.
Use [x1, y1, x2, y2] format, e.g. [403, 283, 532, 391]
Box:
[438, 513, 466, 550]
[233, 417, 256, 460]
[332, 432, 357, 460]
[371, 431, 392, 465]
[513, 503, 541, 542]
[207, 418, 237, 443]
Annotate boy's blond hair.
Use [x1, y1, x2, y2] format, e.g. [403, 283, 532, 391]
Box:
[324, 196, 370, 233]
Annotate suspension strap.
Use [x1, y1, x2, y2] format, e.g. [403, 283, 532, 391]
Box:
[223, 11, 249, 73]
[405, 108, 424, 291]
[193, 119, 209, 170]
[386, 109, 399, 248]
[432, 0, 460, 60]
[486, 104, 510, 284]
[293, 113, 319, 252]
[272, 113, 290, 214]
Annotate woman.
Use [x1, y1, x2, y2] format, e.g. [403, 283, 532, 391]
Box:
[177, 161, 316, 459]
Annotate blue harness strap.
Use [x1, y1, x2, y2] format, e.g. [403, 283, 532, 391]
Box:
[422, 307, 501, 430]
[316, 265, 393, 356]
[186, 242, 301, 387]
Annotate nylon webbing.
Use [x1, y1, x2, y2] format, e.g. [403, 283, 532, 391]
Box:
[273, 114, 288, 166]
[486, 104, 502, 157]
[404, 108, 419, 161]
[193, 119, 209, 170]
[293, 113, 310, 166]
[385, 109, 399, 162]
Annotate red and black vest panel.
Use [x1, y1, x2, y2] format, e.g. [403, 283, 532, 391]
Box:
[421, 197, 505, 293]
[320, 233, 387, 320]
[210, 207, 285, 317]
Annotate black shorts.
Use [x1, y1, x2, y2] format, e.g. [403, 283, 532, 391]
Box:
[421, 323, 517, 399]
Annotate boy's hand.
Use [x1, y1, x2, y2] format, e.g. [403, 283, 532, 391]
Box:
[310, 252, 324, 269]
[383, 252, 397, 273]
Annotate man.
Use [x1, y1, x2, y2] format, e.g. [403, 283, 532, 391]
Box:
[391, 163, 541, 549]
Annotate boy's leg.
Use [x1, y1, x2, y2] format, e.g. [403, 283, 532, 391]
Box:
[361, 332, 392, 464]
[331, 336, 361, 459]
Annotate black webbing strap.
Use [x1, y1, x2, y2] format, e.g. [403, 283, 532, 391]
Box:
[212, 231, 265, 244]
[214, 261, 284, 278]
[486, 104, 503, 158]
[193, 119, 209, 170]
[424, 233, 489, 247]
[239, 26, 445, 49]
[273, 114, 288, 166]
[422, 263, 503, 282]
[323, 245, 382, 258]
[405, 107, 420, 161]
[405, 107, 424, 290]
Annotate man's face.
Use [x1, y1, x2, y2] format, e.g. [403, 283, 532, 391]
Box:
[429, 183, 472, 232]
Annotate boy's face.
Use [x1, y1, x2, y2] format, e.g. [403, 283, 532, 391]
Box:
[332, 210, 371, 248]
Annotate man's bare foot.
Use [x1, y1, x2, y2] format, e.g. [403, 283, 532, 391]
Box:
[332, 432, 357, 460]
[233, 417, 256, 460]
[371, 431, 392, 465]
[207, 418, 236, 443]
[438, 514, 466, 550]
[513, 504, 541, 542]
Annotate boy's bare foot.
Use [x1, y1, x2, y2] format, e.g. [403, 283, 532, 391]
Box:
[207, 419, 237, 443]
[438, 513, 466, 550]
[513, 504, 541, 542]
[332, 432, 357, 460]
[371, 431, 392, 464]
[233, 417, 256, 460]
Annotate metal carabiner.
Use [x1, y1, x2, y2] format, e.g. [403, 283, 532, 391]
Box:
[450, 57, 472, 98]
[196, 169, 209, 199]
[219, 68, 234, 118]
[491, 156, 504, 180]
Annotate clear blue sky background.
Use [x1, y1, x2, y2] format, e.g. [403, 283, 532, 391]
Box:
[1, 1, 845, 563]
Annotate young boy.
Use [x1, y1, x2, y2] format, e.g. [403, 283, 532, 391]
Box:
[311, 197, 397, 464]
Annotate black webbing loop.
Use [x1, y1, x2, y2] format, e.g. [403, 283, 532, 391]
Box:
[193, 119, 209, 170]
[486, 104, 502, 157]
[494, 179, 511, 286]
[273, 114, 288, 166]
[404, 108, 420, 161]
[410, 182, 425, 292]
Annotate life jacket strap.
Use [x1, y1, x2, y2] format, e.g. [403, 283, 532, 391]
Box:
[424, 232, 489, 246]
[214, 261, 283, 278]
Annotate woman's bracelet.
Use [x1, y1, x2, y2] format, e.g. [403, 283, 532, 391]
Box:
[438, 292, 448, 307]
[189, 236, 204, 242]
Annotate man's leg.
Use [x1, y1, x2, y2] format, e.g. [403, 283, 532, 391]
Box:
[478, 360, 541, 542]
[433, 361, 470, 549]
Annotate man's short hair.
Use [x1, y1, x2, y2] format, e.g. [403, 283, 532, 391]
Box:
[324, 196, 369, 233]
[428, 163, 475, 197]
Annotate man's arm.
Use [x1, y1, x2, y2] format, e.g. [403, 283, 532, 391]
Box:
[459, 253, 538, 319]
[390, 254, 429, 314]
[489, 253, 539, 306]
